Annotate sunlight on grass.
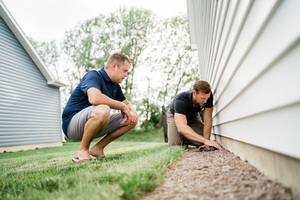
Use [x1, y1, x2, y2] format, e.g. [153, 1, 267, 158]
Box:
[0, 129, 185, 200]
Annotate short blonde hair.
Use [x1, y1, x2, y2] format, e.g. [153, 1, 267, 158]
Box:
[105, 52, 130, 68]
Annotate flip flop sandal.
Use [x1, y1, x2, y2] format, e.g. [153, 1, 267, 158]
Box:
[71, 156, 92, 163]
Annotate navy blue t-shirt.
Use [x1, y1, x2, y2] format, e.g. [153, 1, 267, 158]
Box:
[170, 90, 213, 121]
[62, 68, 126, 134]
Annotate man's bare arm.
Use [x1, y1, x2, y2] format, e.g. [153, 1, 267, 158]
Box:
[87, 87, 127, 110]
[175, 112, 222, 149]
[202, 107, 213, 140]
[174, 113, 207, 143]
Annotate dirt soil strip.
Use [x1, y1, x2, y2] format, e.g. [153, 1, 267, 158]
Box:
[143, 148, 299, 200]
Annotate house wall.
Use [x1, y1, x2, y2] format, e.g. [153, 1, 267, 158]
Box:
[187, 0, 300, 195]
[0, 16, 62, 150]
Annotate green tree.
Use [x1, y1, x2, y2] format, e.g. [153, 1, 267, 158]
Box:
[138, 99, 162, 132]
[137, 14, 199, 129]
[156, 15, 199, 106]
[110, 7, 156, 96]
[62, 7, 156, 99]
[63, 14, 110, 76]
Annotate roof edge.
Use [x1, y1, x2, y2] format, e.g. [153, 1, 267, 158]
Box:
[47, 80, 67, 87]
[0, 0, 66, 88]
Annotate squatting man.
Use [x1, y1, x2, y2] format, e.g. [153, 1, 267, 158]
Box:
[62, 52, 138, 162]
[167, 80, 222, 151]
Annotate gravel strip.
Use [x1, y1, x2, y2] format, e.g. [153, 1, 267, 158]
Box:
[143, 148, 299, 200]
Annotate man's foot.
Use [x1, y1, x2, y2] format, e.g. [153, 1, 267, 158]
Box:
[89, 146, 106, 159]
[71, 149, 92, 163]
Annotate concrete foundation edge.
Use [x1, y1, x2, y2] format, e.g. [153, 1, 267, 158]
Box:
[214, 134, 300, 197]
[0, 142, 63, 153]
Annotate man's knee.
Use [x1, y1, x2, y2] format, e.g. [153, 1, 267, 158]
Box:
[91, 105, 110, 122]
[167, 130, 181, 146]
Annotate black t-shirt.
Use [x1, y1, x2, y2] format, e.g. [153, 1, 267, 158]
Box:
[170, 90, 213, 121]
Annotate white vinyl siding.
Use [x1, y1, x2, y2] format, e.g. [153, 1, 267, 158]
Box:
[187, 0, 300, 159]
[0, 16, 62, 147]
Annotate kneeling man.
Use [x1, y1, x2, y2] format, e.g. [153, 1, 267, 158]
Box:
[167, 80, 221, 150]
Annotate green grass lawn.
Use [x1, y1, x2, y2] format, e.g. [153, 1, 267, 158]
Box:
[0, 128, 185, 200]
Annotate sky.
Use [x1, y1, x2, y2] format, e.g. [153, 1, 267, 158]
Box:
[2, 0, 187, 42]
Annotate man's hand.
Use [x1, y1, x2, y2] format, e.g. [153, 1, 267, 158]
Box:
[198, 145, 217, 152]
[120, 103, 138, 126]
[120, 103, 132, 126]
[128, 111, 138, 126]
[200, 139, 222, 150]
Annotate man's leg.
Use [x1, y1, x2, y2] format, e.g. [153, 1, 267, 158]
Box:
[167, 110, 181, 145]
[77, 105, 110, 160]
[89, 123, 136, 158]
[67, 105, 111, 160]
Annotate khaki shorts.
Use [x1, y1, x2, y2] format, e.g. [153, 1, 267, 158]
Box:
[67, 106, 124, 141]
[167, 110, 204, 146]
